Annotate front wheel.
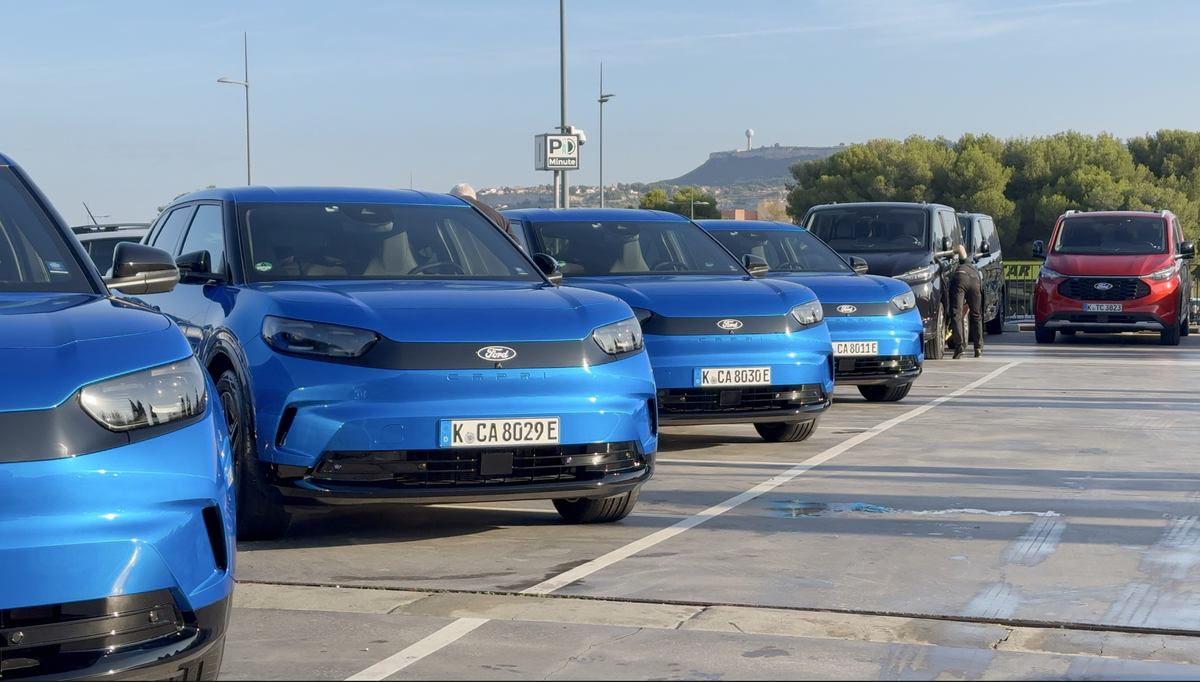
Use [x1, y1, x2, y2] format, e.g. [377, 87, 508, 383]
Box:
[554, 489, 639, 523]
[754, 419, 819, 443]
[1034, 323, 1055, 344]
[986, 292, 1004, 335]
[1181, 304, 1190, 337]
[858, 383, 913, 402]
[925, 304, 946, 360]
[1162, 322, 1182, 346]
[217, 370, 291, 541]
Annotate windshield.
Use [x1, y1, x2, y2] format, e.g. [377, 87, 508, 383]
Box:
[707, 228, 852, 273]
[528, 220, 744, 277]
[0, 167, 91, 293]
[1053, 216, 1168, 255]
[807, 207, 928, 253]
[239, 203, 541, 282]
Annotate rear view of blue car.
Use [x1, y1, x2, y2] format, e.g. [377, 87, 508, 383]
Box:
[130, 187, 657, 540]
[0, 154, 233, 679]
[701, 220, 923, 402]
[506, 208, 834, 443]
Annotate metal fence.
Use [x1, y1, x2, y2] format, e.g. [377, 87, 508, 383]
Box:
[1003, 260, 1040, 320]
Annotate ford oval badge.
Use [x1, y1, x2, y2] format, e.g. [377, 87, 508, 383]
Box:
[1094, 282, 1113, 290]
[836, 305, 858, 314]
[717, 319, 743, 330]
[477, 346, 517, 361]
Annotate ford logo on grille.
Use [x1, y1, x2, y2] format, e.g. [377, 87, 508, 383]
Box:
[717, 319, 743, 330]
[836, 305, 858, 314]
[1094, 282, 1114, 290]
[477, 346, 517, 361]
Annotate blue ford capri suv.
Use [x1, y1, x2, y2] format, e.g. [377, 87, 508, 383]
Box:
[130, 187, 657, 539]
[505, 208, 834, 443]
[701, 220, 924, 402]
[0, 155, 233, 679]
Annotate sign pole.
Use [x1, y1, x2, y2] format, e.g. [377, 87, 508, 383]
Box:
[559, 0, 569, 209]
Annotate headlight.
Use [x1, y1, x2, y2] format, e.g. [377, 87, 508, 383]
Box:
[263, 316, 378, 358]
[79, 357, 208, 432]
[891, 290, 917, 312]
[896, 264, 938, 284]
[1144, 264, 1178, 281]
[1038, 264, 1065, 280]
[790, 300, 824, 326]
[592, 317, 643, 354]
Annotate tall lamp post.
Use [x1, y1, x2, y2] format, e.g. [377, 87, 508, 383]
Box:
[218, 32, 252, 186]
[597, 64, 614, 208]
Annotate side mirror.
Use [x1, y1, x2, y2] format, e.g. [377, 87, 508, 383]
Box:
[849, 256, 868, 274]
[532, 252, 563, 285]
[1180, 241, 1195, 259]
[105, 242, 179, 295]
[1032, 240, 1046, 259]
[743, 254, 769, 278]
[176, 250, 222, 284]
[979, 241, 991, 257]
[942, 237, 952, 252]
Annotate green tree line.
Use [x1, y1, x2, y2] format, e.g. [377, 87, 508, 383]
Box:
[639, 186, 721, 219]
[786, 130, 1200, 257]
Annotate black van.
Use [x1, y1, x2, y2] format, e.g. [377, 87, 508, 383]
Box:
[802, 202, 964, 359]
[958, 212, 1005, 335]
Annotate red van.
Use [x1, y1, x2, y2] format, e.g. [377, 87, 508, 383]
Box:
[1033, 210, 1194, 345]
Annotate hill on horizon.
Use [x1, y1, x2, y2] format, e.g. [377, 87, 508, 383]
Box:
[663, 145, 845, 187]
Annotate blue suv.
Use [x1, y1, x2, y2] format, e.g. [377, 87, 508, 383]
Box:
[506, 208, 834, 442]
[0, 155, 233, 679]
[132, 187, 657, 539]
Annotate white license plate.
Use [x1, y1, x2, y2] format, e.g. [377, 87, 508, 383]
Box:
[1083, 303, 1123, 312]
[695, 367, 771, 387]
[834, 341, 879, 356]
[440, 418, 559, 448]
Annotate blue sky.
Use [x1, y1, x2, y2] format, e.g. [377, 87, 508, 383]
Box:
[2, 0, 1197, 224]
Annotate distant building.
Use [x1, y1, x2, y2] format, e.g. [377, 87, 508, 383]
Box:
[720, 209, 758, 220]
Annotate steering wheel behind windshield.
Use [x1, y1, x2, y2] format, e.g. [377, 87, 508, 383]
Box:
[410, 261, 465, 275]
[652, 261, 690, 272]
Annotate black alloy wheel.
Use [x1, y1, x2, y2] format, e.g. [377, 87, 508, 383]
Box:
[217, 370, 291, 540]
[986, 291, 1004, 335]
[925, 303, 946, 360]
[754, 418, 819, 442]
[554, 489, 639, 523]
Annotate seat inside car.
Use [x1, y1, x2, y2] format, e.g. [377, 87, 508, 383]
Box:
[364, 230, 418, 276]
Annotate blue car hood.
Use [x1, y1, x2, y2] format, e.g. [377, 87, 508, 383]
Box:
[560, 275, 816, 317]
[251, 280, 633, 343]
[770, 273, 907, 304]
[0, 294, 190, 412]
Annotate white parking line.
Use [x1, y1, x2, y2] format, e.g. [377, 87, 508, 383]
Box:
[429, 503, 691, 519]
[345, 362, 1021, 681]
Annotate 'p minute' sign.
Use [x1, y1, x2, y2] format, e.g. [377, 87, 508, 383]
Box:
[534, 134, 580, 171]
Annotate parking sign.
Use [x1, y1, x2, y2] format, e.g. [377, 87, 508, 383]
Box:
[535, 134, 580, 171]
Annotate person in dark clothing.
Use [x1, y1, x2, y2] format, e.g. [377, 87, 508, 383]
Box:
[449, 183, 519, 243]
[949, 244, 983, 359]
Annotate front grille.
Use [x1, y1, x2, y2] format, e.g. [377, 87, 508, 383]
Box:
[0, 590, 184, 678]
[836, 355, 919, 378]
[1058, 277, 1149, 301]
[314, 442, 644, 488]
[657, 384, 826, 415]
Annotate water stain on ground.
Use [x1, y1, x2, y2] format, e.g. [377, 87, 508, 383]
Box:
[742, 645, 790, 658]
[497, 558, 593, 591]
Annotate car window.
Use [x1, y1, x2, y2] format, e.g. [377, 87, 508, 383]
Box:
[980, 218, 999, 253]
[937, 211, 959, 251]
[0, 166, 91, 293]
[240, 203, 540, 282]
[152, 206, 195, 254]
[1172, 216, 1184, 248]
[707, 228, 852, 273]
[931, 211, 946, 251]
[179, 204, 226, 275]
[1053, 216, 1167, 255]
[527, 220, 744, 277]
[807, 207, 928, 253]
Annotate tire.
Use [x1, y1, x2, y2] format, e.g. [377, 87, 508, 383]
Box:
[858, 383, 913, 402]
[198, 637, 225, 681]
[1162, 321, 1182, 346]
[554, 489, 639, 523]
[1181, 303, 1190, 337]
[754, 418, 819, 443]
[986, 291, 1004, 335]
[1034, 323, 1055, 344]
[925, 303, 945, 360]
[217, 370, 291, 541]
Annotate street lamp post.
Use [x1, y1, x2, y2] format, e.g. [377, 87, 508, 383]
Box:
[218, 32, 251, 186]
[598, 63, 614, 208]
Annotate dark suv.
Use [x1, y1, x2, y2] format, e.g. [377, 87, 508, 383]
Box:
[803, 202, 964, 359]
[958, 212, 1005, 334]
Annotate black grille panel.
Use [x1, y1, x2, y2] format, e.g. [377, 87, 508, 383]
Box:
[836, 355, 919, 378]
[657, 384, 826, 416]
[1058, 277, 1149, 301]
[314, 442, 644, 488]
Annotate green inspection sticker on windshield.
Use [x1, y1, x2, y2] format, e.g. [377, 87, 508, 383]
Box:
[254, 261, 273, 272]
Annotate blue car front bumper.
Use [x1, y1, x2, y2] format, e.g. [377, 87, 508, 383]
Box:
[646, 326, 835, 425]
[0, 406, 234, 681]
[247, 349, 658, 504]
[826, 310, 924, 387]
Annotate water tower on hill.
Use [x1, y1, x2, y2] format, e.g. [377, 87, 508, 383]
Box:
[745, 128, 754, 151]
